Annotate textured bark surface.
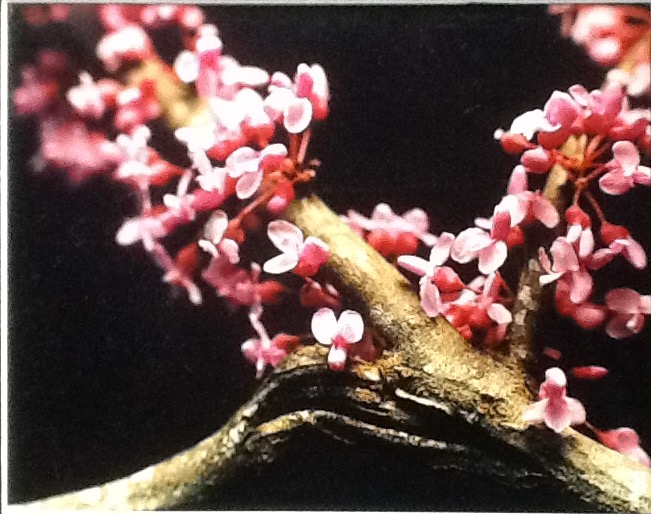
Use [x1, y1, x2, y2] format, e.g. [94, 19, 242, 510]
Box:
[20, 195, 651, 512]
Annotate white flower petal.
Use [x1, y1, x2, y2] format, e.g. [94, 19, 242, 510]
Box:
[267, 220, 304, 254]
[311, 307, 337, 346]
[337, 310, 364, 343]
[262, 253, 299, 275]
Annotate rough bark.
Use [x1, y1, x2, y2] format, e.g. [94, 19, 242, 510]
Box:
[19, 195, 651, 512]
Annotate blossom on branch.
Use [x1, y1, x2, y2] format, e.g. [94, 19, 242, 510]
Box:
[604, 288, 651, 339]
[263, 220, 329, 277]
[311, 308, 364, 371]
[523, 367, 586, 433]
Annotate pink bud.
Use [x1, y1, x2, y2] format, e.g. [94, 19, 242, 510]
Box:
[521, 146, 554, 173]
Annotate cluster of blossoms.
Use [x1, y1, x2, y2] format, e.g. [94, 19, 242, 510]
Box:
[523, 367, 649, 467]
[13, 4, 649, 467]
[341, 6, 650, 464]
[14, 4, 376, 377]
[550, 4, 650, 98]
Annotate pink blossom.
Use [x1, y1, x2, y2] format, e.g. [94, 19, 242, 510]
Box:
[114, 80, 161, 133]
[67, 72, 106, 119]
[523, 367, 586, 433]
[520, 146, 555, 174]
[115, 214, 167, 251]
[569, 85, 624, 135]
[606, 63, 651, 98]
[174, 25, 270, 101]
[500, 165, 560, 228]
[608, 105, 650, 142]
[203, 259, 284, 307]
[451, 208, 511, 274]
[198, 210, 240, 264]
[599, 141, 651, 195]
[591, 233, 647, 270]
[504, 109, 558, 141]
[604, 288, 651, 339]
[114, 125, 158, 192]
[449, 272, 513, 346]
[191, 149, 228, 193]
[39, 117, 122, 184]
[592, 426, 651, 468]
[149, 242, 202, 306]
[162, 171, 196, 225]
[566, 6, 651, 67]
[241, 304, 290, 378]
[224, 144, 287, 199]
[538, 229, 596, 304]
[13, 52, 69, 116]
[97, 25, 153, 73]
[264, 63, 330, 132]
[397, 232, 458, 317]
[345, 203, 438, 249]
[311, 308, 364, 371]
[263, 220, 329, 277]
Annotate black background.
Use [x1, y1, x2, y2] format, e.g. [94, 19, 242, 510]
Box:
[8, 4, 651, 510]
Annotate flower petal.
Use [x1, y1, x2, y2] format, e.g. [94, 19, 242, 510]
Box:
[267, 219, 304, 254]
[283, 96, 313, 134]
[478, 241, 508, 275]
[337, 310, 364, 343]
[311, 307, 337, 346]
[262, 253, 299, 275]
[235, 169, 263, 199]
[397, 255, 430, 277]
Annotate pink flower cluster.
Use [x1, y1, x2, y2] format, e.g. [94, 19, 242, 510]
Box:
[15, 5, 381, 379]
[549, 5, 650, 71]
[494, 84, 650, 338]
[523, 367, 649, 468]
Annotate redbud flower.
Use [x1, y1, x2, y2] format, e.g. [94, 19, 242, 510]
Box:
[115, 214, 167, 251]
[567, 5, 651, 67]
[311, 308, 364, 372]
[225, 144, 287, 199]
[504, 109, 559, 141]
[452, 208, 512, 274]
[398, 232, 458, 317]
[191, 149, 228, 193]
[241, 304, 290, 378]
[263, 220, 329, 277]
[523, 367, 586, 433]
[198, 210, 240, 264]
[599, 141, 651, 195]
[592, 226, 647, 270]
[66, 72, 106, 119]
[604, 288, 651, 339]
[97, 25, 153, 73]
[39, 117, 122, 184]
[149, 242, 202, 306]
[264, 63, 329, 132]
[592, 427, 650, 468]
[345, 203, 438, 256]
[606, 63, 651, 98]
[501, 165, 560, 228]
[299, 279, 341, 311]
[569, 85, 624, 135]
[539, 229, 597, 304]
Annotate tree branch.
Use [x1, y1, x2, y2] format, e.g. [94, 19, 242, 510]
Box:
[19, 195, 651, 511]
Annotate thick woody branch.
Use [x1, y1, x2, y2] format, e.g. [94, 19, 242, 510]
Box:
[19, 196, 651, 511]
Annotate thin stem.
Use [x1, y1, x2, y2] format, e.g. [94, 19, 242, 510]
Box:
[297, 129, 312, 166]
[584, 191, 607, 223]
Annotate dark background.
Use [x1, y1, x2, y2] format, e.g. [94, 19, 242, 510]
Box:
[8, 4, 651, 510]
